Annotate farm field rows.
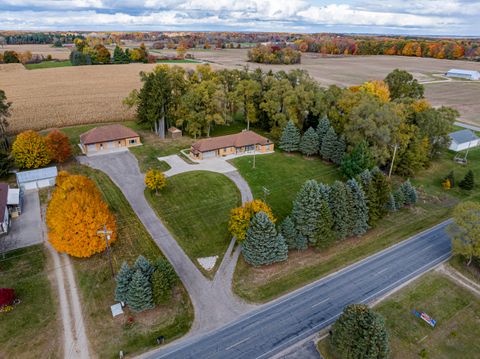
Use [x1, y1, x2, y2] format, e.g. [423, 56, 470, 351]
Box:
[1, 46, 479, 132]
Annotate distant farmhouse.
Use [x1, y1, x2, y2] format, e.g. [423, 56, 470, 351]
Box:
[445, 69, 480, 81]
[79, 124, 141, 156]
[190, 131, 274, 160]
[449, 129, 479, 151]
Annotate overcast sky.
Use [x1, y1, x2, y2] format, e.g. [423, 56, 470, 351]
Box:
[0, 0, 479, 36]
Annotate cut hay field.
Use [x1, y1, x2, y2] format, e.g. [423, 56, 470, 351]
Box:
[0, 62, 209, 133]
[0, 44, 72, 60]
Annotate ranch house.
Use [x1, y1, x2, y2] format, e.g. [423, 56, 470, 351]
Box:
[79, 124, 141, 156]
[190, 130, 274, 160]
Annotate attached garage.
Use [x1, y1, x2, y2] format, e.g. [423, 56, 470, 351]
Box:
[202, 150, 217, 159]
[16, 166, 58, 192]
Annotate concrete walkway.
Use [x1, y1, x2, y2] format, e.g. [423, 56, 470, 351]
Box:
[161, 154, 236, 176]
[78, 151, 256, 335]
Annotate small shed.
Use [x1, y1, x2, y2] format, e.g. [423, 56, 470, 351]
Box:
[446, 69, 480, 81]
[7, 188, 21, 217]
[168, 127, 182, 139]
[449, 129, 480, 152]
[16, 166, 58, 191]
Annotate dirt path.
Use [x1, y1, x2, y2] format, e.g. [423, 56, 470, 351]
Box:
[436, 264, 480, 297]
[41, 194, 91, 359]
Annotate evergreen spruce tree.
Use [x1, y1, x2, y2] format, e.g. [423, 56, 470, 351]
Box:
[320, 126, 337, 162]
[315, 199, 336, 249]
[113, 46, 125, 64]
[291, 180, 322, 244]
[393, 189, 405, 210]
[357, 168, 373, 189]
[368, 168, 391, 226]
[126, 269, 154, 312]
[318, 183, 330, 202]
[134, 255, 155, 282]
[400, 180, 418, 204]
[316, 116, 331, 149]
[114, 261, 132, 303]
[280, 216, 298, 250]
[459, 170, 474, 190]
[279, 120, 301, 153]
[151, 259, 177, 305]
[331, 304, 389, 359]
[331, 135, 346, 165]
[346, 179, 369, 236]
[341, 141, 374, 179]
[300, 127, 320, 156]
[242, 211, 288, 266]
[386, 193, 397, 212]
[329, 181, 350, 239]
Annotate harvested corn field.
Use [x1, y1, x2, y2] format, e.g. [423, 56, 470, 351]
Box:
[0, 62, 204, 133]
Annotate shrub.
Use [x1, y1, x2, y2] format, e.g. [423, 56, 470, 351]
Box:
[12, 130, 51, 169]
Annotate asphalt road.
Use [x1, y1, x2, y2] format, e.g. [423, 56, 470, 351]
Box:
[143, 219, 452, 359]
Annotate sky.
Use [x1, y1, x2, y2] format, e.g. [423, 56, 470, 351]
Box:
[0, 0, 479, 36]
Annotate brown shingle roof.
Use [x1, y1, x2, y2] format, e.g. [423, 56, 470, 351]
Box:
[80, 124, 139, 145]
[0, 183, 8, 222]
[191, 131, 271, 153]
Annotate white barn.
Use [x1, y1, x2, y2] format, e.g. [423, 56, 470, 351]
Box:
[16, 166, 58, 191]
[446, 69, 480, 81]
[449, 129, 480, 151]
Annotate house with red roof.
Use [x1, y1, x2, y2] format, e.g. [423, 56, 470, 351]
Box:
[79, 124, 142, 155]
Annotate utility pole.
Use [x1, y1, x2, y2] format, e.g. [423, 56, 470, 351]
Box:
[262, 186, 270, 203]
[388, 143, 399, 178]
[97, 225, 114, 279]
[252, 143, 257, 169]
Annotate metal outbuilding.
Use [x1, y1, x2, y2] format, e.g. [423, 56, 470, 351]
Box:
[16, 166, 58, 191]
[449, 129, 480, 151]
[445, 69, 480, 80]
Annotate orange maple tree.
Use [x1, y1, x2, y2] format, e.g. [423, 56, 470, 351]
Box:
[45, 130, 72, 163]
[47, 172, 117, 258]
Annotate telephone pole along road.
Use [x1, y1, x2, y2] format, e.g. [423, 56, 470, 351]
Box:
[142, 219, 453, 359]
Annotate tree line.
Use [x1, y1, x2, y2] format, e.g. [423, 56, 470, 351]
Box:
[231, 169, 417, 267]
[131, 66, 457, 177]
[247, 45, 301, 64]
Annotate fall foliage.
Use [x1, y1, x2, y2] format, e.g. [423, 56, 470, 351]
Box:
[228, 200, 275, 242]
[145, 169, 167, 193]
[47, 172, 117, 258]
[45, 130, 72, 163]
[12, 130, 51, 169]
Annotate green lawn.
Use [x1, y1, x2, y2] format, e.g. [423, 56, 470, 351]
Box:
[67, 164, 193, 358]
[145, 171, 241, 276]
[231, 151, 342, 220]
[318, 272, 480, 358]
[25, 60, 72, 70]
[0, 245, 60, 358]
[449, 256, 480, 285]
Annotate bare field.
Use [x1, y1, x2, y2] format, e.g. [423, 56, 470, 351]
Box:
[0, 44, 72, 60]
[0, 62, 207, 132]
[1, 48, 479, 132]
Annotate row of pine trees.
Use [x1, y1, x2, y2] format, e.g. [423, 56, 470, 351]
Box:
[241, 168, 417, 267]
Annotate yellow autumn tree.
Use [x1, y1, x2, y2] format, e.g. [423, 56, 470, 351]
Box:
[228, 200, 275, 242]
[145, 169, 167, 193]
[47, 172, 117, 258]
[357, 80, 391, 102]
[12, 130, 51, 169]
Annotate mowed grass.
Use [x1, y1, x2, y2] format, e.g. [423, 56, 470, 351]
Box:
[234, 200, 451, 302]
[0, 245, 60, 358]
[231, 151, 342, 220]
[25, 60, 72, 70]
[145, 171, 241, 276]
[318, 272, 480, 358]
[67, 164, 193, 358]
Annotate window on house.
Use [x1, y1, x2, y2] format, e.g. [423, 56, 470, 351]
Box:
[129, 139, 136, 144]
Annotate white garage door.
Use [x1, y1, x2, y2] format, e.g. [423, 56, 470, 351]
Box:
[37, 179, 51, 188]
[203, 150, 216, 158]
[22, 181, 37, 190]
[87, 144, 96, 153]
